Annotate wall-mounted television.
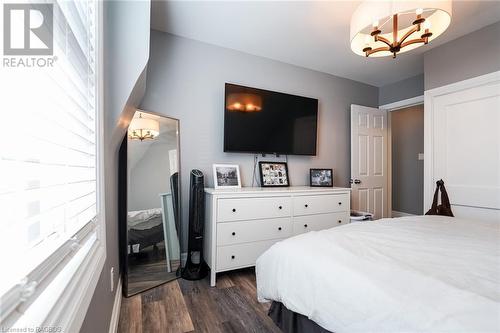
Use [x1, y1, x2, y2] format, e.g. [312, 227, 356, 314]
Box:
[224, 83, 318, 155]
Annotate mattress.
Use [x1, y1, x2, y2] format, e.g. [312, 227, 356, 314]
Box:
[256, 215, 500, 332]
[127, 208, 164, 252]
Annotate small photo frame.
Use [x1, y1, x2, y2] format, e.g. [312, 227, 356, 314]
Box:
[259, 162, 289, 187]
[310, 168, 333, 187]
[213, 164, 241, 189]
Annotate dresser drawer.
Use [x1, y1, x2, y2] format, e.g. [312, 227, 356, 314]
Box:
[293, 212, 349, 235]
[293, 194, 349, 216]
[217, 197, 291, 222]
[217, 239, 279, 271]
[217, 217, 292, 246]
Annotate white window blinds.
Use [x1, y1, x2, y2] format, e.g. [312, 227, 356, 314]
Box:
[0, 0, 99, 326]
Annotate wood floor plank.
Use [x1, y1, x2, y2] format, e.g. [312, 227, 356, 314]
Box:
[179, 279, 226, 333]
[209, 286, 280, 333]
[232, 269, 273, 314]
[118, 294, 143, 333]
[164, 282, 195, 332]
[215, 273, 235, 289]
[118, 268, 279, 333]
[142, 301, 168, 332]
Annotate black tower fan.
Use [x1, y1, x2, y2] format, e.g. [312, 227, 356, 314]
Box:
[182, 169, 208, 280]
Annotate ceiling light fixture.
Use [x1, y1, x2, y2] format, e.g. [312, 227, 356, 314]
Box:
[350, 1, 452, 58]
[128, 113, 160, 141]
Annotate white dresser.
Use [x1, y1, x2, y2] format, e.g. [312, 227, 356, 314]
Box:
[204, 186, 351, 286]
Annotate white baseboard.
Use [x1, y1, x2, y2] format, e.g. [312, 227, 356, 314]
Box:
[108, 277, 122, 333]
[392, 210, 416, 218]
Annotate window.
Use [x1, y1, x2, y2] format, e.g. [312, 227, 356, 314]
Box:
[0, 1, 104, 330]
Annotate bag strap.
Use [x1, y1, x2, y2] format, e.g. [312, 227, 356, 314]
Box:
[425, 181, 440, 215]
[431, 181, 440, 209]
[439, 181, 452, 208]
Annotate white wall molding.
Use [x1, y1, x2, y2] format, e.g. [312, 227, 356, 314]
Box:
[392, 210, 415, 218]
[424, 70, 500, 96]
[424, 70, 500, 214]
[379, 95, 424, 111]
[108, 277, 122, 333]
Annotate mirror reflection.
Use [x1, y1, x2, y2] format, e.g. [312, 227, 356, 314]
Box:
[126, 111, 181, 296]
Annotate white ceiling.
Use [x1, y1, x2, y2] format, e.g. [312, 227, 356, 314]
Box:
[151, 1, 500, 87]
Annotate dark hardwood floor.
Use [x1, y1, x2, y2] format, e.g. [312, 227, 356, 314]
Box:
[118, 268, 281, 333]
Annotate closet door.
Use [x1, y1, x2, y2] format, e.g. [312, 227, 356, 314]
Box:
[425, 73, 500, 221]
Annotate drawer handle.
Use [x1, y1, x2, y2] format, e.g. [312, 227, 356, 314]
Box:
[231, 255, 235, 259]
[304, 204, 308, 208]
[278, 227, 282, 231]
[338, 220, 342, 224]
[232, 232, 236, 236]
[278, 206, 282, 210]
[304, 224, 308, 228]
[232, 208, 236, 212]
[338, 202, 342, 205]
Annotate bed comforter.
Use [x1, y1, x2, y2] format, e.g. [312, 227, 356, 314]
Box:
[256, 215, 500, 332]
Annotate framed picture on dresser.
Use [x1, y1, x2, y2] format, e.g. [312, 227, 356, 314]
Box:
[310, 168, 333, 187]
[259, 161, 290, 187]
[213, 164, 242, 189]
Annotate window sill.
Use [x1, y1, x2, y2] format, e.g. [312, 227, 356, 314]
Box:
[11, 233, 106, 332]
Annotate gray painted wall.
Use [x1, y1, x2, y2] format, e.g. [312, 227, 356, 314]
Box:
[80, 1, 150, 332]
[140, 31, 378, 248]
[391, 105, 424, 215]
[379, 74, 424, 105]
[128, 138, 177, 211]
[424, 21, 500, 90]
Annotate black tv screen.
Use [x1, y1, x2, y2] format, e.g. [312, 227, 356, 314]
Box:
[224, 83, 318, 155]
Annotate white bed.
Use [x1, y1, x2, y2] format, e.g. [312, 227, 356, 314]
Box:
[256, 215, 500, 332]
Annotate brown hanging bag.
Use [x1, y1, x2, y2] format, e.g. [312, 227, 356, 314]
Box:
[425, 179, 454, 217]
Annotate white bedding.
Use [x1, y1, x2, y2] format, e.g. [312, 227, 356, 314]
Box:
[256, 215, 500, 332]
[127, 208, 163, 230]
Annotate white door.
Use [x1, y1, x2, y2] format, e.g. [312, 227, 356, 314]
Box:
[425, 74, 500, 222]
[351, 105, 388, 219]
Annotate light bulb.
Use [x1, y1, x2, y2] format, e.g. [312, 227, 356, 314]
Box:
[416, 8, 423, 15]
[372, 20, 379, 28]
[423, 20, 431, 30]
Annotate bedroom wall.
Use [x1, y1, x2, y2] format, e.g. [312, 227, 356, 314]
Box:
[128, 138, 177, 211]
[140, 31, 378, 249]
[424, 21, 500, 90]
[379, 74, 424, 106]
[391, 105, 424, 215]
[80, 1, 151, 332]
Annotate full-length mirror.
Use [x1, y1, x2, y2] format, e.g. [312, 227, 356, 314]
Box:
[121, 110, 181, 296]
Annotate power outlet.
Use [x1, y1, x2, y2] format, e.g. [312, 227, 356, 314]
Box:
[110, 267, 115, 292]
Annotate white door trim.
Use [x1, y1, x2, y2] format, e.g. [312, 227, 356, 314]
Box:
[424, 70, 500, 212]
[380, 95, 424, 111]
[380, 97, 424, 218]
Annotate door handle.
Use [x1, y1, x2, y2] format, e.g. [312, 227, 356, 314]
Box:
[354, 179, 361, 184]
